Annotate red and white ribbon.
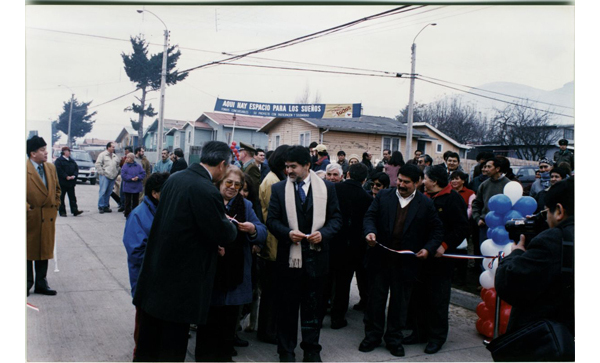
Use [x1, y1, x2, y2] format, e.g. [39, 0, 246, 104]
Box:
[375, 242, 502, 259]
[27, 302, 39, 312]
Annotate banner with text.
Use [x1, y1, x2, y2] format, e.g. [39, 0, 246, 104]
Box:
[214, 98, 361, 119]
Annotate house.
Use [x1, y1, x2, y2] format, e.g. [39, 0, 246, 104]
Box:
[114, 126, 139, 150]
[196, 112, 270, 148]
[412, 122, 473, 163]
[257, 115, 436, 162]
[142, 119, 190, 163]
[79, 138, 112, 151]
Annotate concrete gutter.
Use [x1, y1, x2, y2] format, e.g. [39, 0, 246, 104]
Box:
[451, 288, 481, 311]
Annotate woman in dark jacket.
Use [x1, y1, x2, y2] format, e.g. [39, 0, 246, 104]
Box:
[121, 153, 146, 218]
[195, 166, 267, 362]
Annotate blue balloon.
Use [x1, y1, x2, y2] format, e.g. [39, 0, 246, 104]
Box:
[503, 210, 524, 225]
[485, 211, 504, 228]
[488, 194, 513, 214]
[513, 196, 538, 217]
[235, 145, 240, 150]
[491, 226, 509, 244]
[487, 227, 493, 240]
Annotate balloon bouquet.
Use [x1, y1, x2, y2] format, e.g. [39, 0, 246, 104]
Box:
[230, 141, 240, 163]
[475, 181, 538, 338]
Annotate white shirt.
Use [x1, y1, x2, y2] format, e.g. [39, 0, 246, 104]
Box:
[200, 164, 213, 181]
[296, 174, 311, 196]
[395, 188, 416, 209]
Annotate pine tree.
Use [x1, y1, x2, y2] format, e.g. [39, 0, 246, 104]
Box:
[56, 99, 96, 145]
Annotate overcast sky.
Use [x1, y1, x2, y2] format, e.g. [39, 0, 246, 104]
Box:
[24, 3, 575, 143]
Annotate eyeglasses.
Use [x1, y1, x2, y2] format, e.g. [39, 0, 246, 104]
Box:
[373, 182, 383, 188]
[225, 180, 242, 189]
[539, 208, 549, 218]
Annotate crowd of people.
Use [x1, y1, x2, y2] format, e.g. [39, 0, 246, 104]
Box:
[26, 135, 575, 362]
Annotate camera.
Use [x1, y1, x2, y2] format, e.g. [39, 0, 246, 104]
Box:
[505, 211, 548, 247]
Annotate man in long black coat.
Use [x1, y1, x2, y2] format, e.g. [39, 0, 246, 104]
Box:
[359, 164, 444, 358]
[267, 145, 342, 362]
[133, 141, 238, 362]
[406, 165, 470, 354]
[329, 162, 373, 328]
[54, 147, 82, 216]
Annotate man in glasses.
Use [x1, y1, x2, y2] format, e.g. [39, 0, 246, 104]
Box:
[529, 158, 554, 199]
[370, 172, 390, 198]
[266, 145, 342, 362]
[133, 141, 238, 362]
[495, 178, 574, 361]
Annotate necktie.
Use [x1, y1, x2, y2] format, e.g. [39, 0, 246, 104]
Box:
[38, 165, 47, 187]
[297, 181, 306, 204]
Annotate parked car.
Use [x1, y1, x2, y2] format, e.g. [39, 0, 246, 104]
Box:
[53, 149, 98, 185]
[515, 165, 538, 194]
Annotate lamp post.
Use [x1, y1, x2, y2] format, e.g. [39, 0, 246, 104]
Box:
[58, 84, 75, 149]
[137, 9, 168, 156]
[405, 23, 436, 159]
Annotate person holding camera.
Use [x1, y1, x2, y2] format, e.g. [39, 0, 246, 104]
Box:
[494, 178, 574, 361]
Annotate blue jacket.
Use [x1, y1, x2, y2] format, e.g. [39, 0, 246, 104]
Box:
[122, 196, 157, 297]
[211, 198, 267, 306]
[121, 162, 146, 193]
[153, 159, 173, 174]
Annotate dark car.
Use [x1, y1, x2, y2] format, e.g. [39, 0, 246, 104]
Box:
[515, 165, 538, 194]
[53, 149, 98, 185]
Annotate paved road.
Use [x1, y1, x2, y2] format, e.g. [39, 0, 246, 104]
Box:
[26, 182, 493, 362]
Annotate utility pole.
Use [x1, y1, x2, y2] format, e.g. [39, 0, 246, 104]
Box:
[67, 93, 74, 149]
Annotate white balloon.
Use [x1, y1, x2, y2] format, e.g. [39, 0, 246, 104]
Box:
[503, 243, 514, 257]
[482, 257, 494, 271]
[481, 239, 503, 257]
[504, 181, 524, 205]
[479, 270, 495, 289]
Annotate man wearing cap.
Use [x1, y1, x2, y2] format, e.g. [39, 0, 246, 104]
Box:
[239, 142, 262, 200]
[554, 139, 574, 171]
[95, 142, 121, 213]
[27, 136, 61, 296]
[54, 146, 83, 217]
[530, 158, 554, 199]
[313, 144, 330, 172]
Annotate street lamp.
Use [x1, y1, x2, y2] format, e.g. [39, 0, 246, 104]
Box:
[58, 84, 75, 149]
[137, 9, 169, 156]
[405, 22, 437, 159]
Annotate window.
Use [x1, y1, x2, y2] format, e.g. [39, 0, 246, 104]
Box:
[225, 132, 232, 145]
[299, 131, 311, 147]
[382, 137, 401, 152]
[188, 131, 191, 144]
[417, 140, 427, 154]
[564, 129, 574, 140]
[272, 134, 281, 149]
[436, 143, 443, 154]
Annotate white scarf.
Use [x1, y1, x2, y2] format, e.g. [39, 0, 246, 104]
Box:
[285, 170, 328, 268]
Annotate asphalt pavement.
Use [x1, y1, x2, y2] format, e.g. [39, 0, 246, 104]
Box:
[26, 182, 493, 362]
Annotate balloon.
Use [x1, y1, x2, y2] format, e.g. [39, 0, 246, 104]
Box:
[488, 194, 513, 214]
[231, 141, 236, 146]
[485, 211, 504, 228]
[491, 227, 509, 244]
[487, 227, 493, 240]
[503, 181, 524, 205]
[482, 320, 494, 338]
[502, 243, 513, 257]
[479, 270, 495, 289]
[480, 288, 490, 300]
[476, 318, 485, 335]
[235, 145, 240, 150]
[503, 210, 524, 225]
[484, 289, 497, 311]
[476, 302, 487, 318]
[481, 239, 503, 257]
[513, 196, 538, 217]
[482, 258, 497, 274]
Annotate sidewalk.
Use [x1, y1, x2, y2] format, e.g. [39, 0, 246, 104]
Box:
[26, 182, 492, 362]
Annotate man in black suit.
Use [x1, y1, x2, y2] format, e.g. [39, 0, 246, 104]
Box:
[54, 146, 83, 217]
[329, 162, 373, 328]
[169, 148, 188, 174]
[359, 164, 444, 358]
[266, 145, 342, 362]
[133, 141, 238, 362]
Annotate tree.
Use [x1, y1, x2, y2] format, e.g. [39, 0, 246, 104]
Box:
[395, 102, 426, 124]
[56, 98, 97, 146]
[51, 120, 62, 146]
[296, 84, 322, 104]
[489, 100, 559, 160]
[122, 35, 188, 146]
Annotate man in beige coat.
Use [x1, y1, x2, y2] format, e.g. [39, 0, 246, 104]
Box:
[27, 136, 61, 296]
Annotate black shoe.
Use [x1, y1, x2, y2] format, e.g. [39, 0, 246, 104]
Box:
[424, 342, 443, 354]
[103, 207, 112, 213]
[59, 212, 67, 217]
[331, 319, 348, 329]
[27, 289, 30, 297]
[73, 210, 83, 216]
[358, 339, 380, 352]
[386, 344, 405, 357]
[118, 207, 125, 212]
[99, 208, 105, 214]
[234, 333, 249, 347]
[403, 333, 427, 345]
[353, 301, 365, 311]
[279, 353, 295, 362]
[34, 287, 57, 296]
[303, 352, 322, 362]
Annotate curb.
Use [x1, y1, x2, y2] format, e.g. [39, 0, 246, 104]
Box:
[450, 288, 480, 311]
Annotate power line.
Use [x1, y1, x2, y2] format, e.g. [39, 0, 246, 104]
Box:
[218, 62, 404, 78]
[416, 77, 574, 118]
[179, 5, 422, 74]
[419, 75, 574, 110]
